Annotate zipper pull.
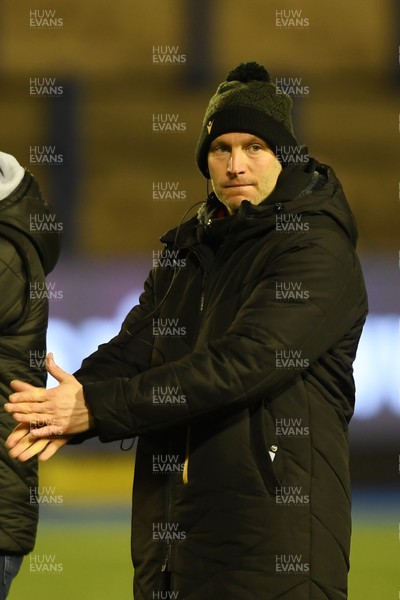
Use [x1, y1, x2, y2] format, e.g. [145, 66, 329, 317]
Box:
[269, 445, 278, 462]
[182, 426, 191, 485]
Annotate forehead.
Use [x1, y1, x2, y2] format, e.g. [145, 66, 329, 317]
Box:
[210, 132, 267, 147]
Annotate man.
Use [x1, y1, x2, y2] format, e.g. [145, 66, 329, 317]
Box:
[5, 63, 368, 599]
[0, 151, 61, 598]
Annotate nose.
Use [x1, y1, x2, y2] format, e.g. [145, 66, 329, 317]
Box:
[227, 148, 246, 175]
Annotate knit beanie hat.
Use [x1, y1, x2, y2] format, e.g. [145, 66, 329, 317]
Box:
[195, 62, 299, 178]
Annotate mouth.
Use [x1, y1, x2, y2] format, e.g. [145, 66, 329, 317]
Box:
[223, 184, 254, 193]
[223, 184, 254, 197]
[224, 183, 253, 188]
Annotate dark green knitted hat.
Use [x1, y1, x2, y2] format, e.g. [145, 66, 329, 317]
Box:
[195, 62, 299, 178]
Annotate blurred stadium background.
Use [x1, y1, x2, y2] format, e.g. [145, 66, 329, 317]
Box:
[1, 0, 399, 597]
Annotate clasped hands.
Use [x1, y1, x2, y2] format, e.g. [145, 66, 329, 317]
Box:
[4, 353, 93, 462]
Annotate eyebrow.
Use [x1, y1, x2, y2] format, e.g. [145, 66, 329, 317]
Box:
[242, 136, 269, 147]
[210, 135, 267, 149]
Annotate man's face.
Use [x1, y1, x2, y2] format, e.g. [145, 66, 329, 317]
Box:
[207, 132, 282, 215]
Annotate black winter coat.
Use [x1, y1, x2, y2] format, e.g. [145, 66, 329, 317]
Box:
[76, 159, 368, 599]
[0, 172, 61, 554]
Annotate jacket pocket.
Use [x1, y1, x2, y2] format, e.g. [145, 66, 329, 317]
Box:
[249, 401, 285, 495]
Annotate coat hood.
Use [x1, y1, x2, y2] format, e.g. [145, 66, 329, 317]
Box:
[0, 170, 61, 275]
[162, 158, 359, 252]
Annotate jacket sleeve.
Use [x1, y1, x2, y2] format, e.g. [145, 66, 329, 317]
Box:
[81, 231, 367, 442]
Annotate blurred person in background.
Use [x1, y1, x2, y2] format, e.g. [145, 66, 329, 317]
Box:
[0, 152, 61, 599]
[5, 63, 368, 599]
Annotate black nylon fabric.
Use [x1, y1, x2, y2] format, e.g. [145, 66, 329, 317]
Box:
[76, 159, 368, 599]
[0, 172, 61, 554]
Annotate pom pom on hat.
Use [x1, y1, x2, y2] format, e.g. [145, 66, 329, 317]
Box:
[226, 62, 271, 83]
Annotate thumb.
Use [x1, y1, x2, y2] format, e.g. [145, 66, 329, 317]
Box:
[46, 353, 72, 384]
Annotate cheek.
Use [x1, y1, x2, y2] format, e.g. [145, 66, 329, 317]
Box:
[260, 164, 281, 192]
[207, 160, 214, 181]
[265, 159, 282, 180]
[208, 162, 222, 185]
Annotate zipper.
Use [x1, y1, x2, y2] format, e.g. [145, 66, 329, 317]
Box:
[199, 290, 205, 313]
[181, 272, 207, 486]
[199, 272, 207, 320]
[162, 249, 207, 569]
[161, 542, 172, 573]
[161, 436, 175, 573]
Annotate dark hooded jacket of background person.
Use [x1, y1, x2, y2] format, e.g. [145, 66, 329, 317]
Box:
[0, 156, 61, 554]
[73, 64, 368, 599]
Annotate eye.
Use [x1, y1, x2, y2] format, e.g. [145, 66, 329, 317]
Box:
[247, 144, 263, 153]
[211, 145, 229, 155]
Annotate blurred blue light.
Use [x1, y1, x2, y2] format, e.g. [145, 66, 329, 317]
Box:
[46, 297, 400, 420]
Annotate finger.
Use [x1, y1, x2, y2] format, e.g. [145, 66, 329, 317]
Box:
[8, 388, 46, 405]
[10, 380, 40, 393]
[38, 438, 69, 462]
[5, 424, 31, 449]
[14, 438, 51, 462]
[46, 353, 73, 384]
[8, 431, 68, 462]
[7, 429, 48, 460]
[30, 423, 65, 438]
[4, 402, 51, 423]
